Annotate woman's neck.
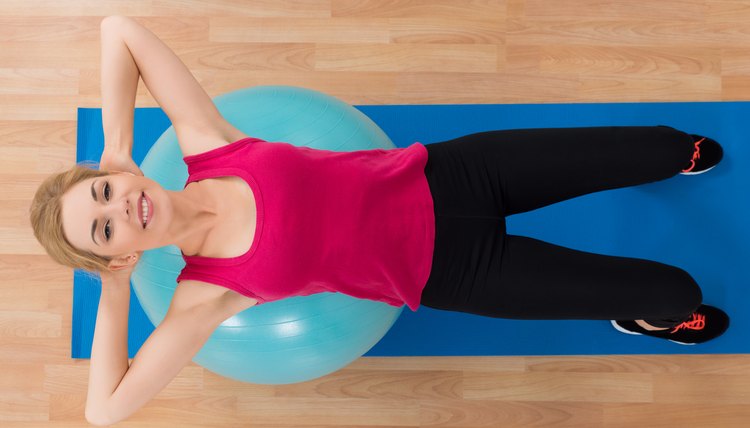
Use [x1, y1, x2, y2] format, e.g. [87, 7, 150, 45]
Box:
[167, 181, 220, 255]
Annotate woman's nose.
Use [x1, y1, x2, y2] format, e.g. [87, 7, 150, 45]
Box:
[103, 196, 131, 220]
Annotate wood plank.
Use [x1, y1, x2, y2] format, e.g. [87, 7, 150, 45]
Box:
[0, 279, 50, 311]
[48, 393, 85, 422]
[525, 354, 750, 375]
[1, 228, 55, 255]
[235, 397, 419, 426]
[0, 364, 46, 394]
[0, 95, 80, 121]
[421, 400, 603, 428]
[0, 147, 73, 174]
[0, 120, 76, 148]
[271, 369, 462, 399]
[351, 356, 526, 372]
[707, 0, 750, 22]
[603, 403, 750, 428]
[463, 371, 653, 403]
[202, 370, 275, 397]
[210, 17, 389, 44]
[507, 20, 750, 48]
[1, 174, 76, 202]
[0, 337, 72, 364]
[722, 75, 750, 100]
[654, 374, 750, 404]
[0, 0, 151, 16]
[538, 45, 720, 76]
[0, 392, 49, 422]
[0, 310, 62, 338]
[315, 43, 499, 73]
[0, 42, 97, 69]
[126, 395, 240, 425]
[522, 0, 708, 21]
[163, 41, 316, 71]
[396, 72, 580, 104]
[389, 18, 505, 44]
[579, 74, 721, 102]
[0, 69, 78, 97]
[153, 0, 332, 18]
[578, 75, 722, 102]
[332, 0, 505, 20]
[720, 47, 750, 76]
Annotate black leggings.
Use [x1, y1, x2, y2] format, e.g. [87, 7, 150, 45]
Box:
[420, 126, 703, 328]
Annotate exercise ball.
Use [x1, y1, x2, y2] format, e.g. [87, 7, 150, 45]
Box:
[131, 86, 403, 384]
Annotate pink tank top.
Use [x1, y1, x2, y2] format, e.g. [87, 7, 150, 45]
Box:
[175, 137, 435, 311]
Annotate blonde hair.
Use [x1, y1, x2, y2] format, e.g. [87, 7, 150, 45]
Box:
[30, 162, 112, 274]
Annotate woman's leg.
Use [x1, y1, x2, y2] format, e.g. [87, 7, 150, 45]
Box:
[424, 126, 695, 217]
[421, 126, 701, 326]
[419, 216, 701, 326]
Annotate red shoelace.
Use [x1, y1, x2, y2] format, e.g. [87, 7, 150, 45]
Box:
[682, 137, 705, 173]
[670, 312, 706, 333]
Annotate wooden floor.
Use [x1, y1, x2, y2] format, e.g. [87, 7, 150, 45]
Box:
[3, 0, 750, 426]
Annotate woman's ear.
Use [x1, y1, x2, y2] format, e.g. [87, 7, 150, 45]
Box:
[107, 252, 139, 271]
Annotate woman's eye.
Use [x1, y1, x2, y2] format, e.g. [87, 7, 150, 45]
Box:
[104, 220, 111, 241]
[104, 182, 111, 201]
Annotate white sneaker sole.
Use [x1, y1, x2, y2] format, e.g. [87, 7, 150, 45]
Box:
[610, 320, 642, 336]
[610, 320, 695, 346]
[679, 164, 717, 176]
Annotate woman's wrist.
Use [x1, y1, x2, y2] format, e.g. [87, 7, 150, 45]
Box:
[104, 135, 132, 156]
[100, 146, 143, 176]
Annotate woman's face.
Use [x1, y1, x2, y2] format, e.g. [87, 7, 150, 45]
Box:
[61, 172, 172, 259]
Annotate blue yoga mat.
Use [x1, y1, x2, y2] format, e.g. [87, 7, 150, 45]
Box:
[73, 100, 749, 359]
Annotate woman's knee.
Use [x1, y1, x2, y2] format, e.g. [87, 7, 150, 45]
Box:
[657, 264, 703, 316]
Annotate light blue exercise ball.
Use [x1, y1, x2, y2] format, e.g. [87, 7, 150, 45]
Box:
[131, 86, 403, 384]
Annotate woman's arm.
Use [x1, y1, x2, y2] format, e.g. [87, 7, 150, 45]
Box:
[98, 15, 246, 159]
[84, 272, 131, 424]
[100, 16, 138, 160]
[85, 273, 229, 426]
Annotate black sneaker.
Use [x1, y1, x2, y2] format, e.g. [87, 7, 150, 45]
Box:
[611, 305, 729, 345]
[680, 135, 723, 175]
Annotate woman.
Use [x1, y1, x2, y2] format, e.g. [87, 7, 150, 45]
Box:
[30, 16, 729, 425]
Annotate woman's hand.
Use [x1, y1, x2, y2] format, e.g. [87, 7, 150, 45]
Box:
[100, 146, 143, 176]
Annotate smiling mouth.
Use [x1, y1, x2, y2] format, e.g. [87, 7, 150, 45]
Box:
[140, 191, 151, 229]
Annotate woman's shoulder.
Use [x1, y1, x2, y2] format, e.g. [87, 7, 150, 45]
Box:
[173, 279, 258, 315]
[179, 126, 250, 158]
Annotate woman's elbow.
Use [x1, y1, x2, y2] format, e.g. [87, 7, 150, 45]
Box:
[85, 407, 112, 426]
[100, 15, 133, 34]
[86, 412, 111, 427]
